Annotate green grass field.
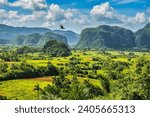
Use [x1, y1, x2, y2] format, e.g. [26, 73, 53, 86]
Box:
[0, 79, 51, 100]
[0, 50, 150, 100]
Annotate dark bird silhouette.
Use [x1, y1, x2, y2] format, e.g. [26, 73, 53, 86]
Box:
[60, 25, 65, 29]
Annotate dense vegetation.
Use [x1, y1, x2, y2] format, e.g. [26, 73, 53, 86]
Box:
[76, 25, 135, 49]
[76, 23, 150, 50]
[43, 40, 71, 57]
[0, 45, 150, 100]
[0, 60, 59, 81]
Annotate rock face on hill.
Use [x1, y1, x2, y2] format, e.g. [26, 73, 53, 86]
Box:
[135, 23, 150, 49]
[76, 25, 135, 49]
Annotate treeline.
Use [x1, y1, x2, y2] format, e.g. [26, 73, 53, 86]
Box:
[0, 46, 40, 62]
[0, 40, 71, 62]
[0, 61, 59, 81]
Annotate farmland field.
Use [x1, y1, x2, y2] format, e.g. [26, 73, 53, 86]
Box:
[0, 79, 51, 100]
[0, 49, 150, 100]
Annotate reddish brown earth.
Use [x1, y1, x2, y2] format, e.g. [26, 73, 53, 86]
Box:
[0, 93, 5, 96]
[30, 77, 53, 82]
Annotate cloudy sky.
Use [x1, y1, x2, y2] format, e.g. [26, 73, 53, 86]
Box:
[0, 0, 150, 33]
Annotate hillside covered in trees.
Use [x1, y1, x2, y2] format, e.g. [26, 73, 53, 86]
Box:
[1, 23, 150, 51]
[76, 23, 150, 50]
[14, 32, 68, 47]
[135, 23, 150, 49]
[43, 40, 71, 57]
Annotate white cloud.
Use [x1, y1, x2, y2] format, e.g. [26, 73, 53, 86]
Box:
[3, 0, 47, 10]
[0, 4, 89, 32]
[18, 11, 46, 23]
[112, 0, 145, 4]
[0, 9, 19, 19]
[0, 2, 149, 33]
[89, 2, 150, 31]
[46, 4, 65, 21]
[45, 4, 89, 28]
[90, 2, 126, 23]
[0, 9, 20, 26]
[0, 0, 7, 5]
[90, 2, 114, 16]
[125, 12, 147, 26]
[0, 9, 47, 27]
[135, 12, 146, 23]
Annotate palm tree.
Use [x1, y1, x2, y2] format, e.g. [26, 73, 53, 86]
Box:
[62, 77, 89, 100]
[67, 82, 89, 100]
[38, 85, 61, 100]
[33, 84, 42, 100]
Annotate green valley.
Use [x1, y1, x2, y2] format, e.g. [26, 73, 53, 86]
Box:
[0, 47, 150, 100]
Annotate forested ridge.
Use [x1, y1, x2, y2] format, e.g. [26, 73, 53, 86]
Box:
[76, 23, 150, 50]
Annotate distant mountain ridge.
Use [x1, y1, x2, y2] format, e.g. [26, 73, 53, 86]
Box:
[76, 23, 150, 50]
[0, 24, 79, 46]
[1, 24, 150, 50]
[0, 24, 50, 40]
[13, 32, 68, 47]
[53, 30, 80, 46]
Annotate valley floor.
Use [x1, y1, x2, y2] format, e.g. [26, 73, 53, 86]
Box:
[0, 50, 150, 100]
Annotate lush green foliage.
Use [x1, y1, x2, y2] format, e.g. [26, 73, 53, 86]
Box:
[0, 47, 150, 100]
[35, 75, 104, 100]
[76, 23, 150, 50]
[76, 25, 135, 49]
[43, 40, 71, 57]
[0, 60, 59, 81]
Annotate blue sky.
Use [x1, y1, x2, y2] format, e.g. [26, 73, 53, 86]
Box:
[0, 0, 150, 33]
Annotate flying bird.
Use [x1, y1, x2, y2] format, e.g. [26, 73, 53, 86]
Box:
[60, 25, 65, 29]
